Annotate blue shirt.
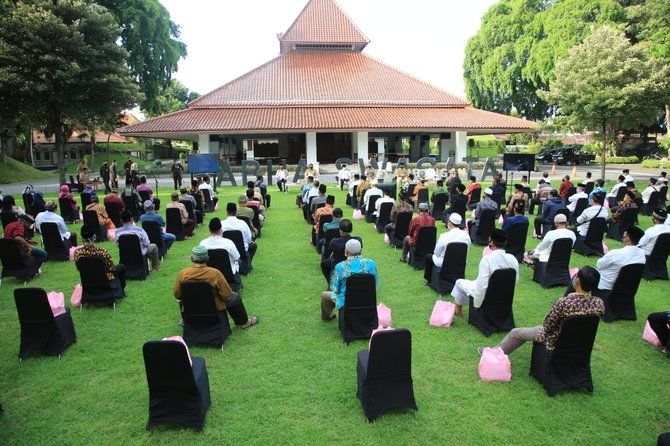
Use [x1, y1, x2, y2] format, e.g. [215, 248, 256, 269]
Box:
[502, 215, 529, 232]
[588, 186, 606, 201]
[140, 212, 166, 227]
[330, 256, 378, 308]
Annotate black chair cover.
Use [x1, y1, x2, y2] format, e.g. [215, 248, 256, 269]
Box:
[201, 189, 214, 212]
[356, 329, 418, 422]
[207, 249, 242, 292]
[466, 188, 481, 210]
[181, 281, 232, 348]
[339, 274, 378, 344]
[505, 221, 529, 262]
[573, 218, 607, 256]
[601, 263, 644, 322]
[58, 197, 78, 223]
[468, 268, 516, 337]
[1, 211, 18, 229]
[142, 220, 167, 259]
[431, 193, 448, 220]
[606, 207, 638, 242]
[416, 188, 429, 206]
[122, 194, 141, 220]
[222, 230, 251, 275]
[14, 287, 76, 359]
[77, 256, 125, 306]
[390, 212, 412, 247]
[470, 208, 496, 246]
[643, 233, 670, 281]
[143, 340, 211, 431]
[104, 201, 123, 228]
[248, 205, 262, 238]
[83, 209, 106, 242]
[429, 242, 468, 294]
[532, 238, 573, 288]
[138, 190, 151, 204]
[80, 193, 92, 210]
[569, 198, 589, 224]
[180, 200, 200, 225]
[322, 228, 340, 259]
[406, 184, 416, 205]
[365, 195, 380, 223]
[41, 222, 70, 261]
[0, 238, 40, 284]
[529, 315, 599, 397]
[166, 207, 185, 241]
[117, 234, 149, 280]
[642, 191, 662, 216]
[376, 202, 393, 233]
[409, 226, 437, 270]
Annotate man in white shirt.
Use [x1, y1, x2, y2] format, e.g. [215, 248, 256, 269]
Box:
[575, 194, 608, 237]
[640, 177, 659, 204]
[596, 225, 646, 295]
[35, 200, 78, 247]
[275, 164, 289, 192]
[638, 208, 670, 255]
[338, 164, 351, 190]
[348, 174, 361, 199]
[451, 228, 519, 318]
[198, 175, 218, 208]
[199, 217, 241, 274]
[523, 214, 576, 267]
[363, 183, 383, 212]
[622, 168, 634, 184]
[423, 213, 471, 284]
[607, 175, 627, 200]
[220, 203, 257, 260]
[567, 183, 588, 213]
[374, 188, 395, 218]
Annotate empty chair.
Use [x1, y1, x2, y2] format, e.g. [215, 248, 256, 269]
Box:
[530, 315, 599, 397]
[166, 207, 185, 241]
[76, 256, 125, 308]
[573, 218, 607, 256]
[430, 193, 448, 220]
[504, 221, 529, 262]
[222, 230, 251, 275]
[142, 221, 167, 260]
[365, 196, 380, 223]
[58, 197, 78, 223]
[468, 268, 516, 337]
[339, 274, 378, 344]
[429, 242, 468, 295]
[143, 340, 211, 431]
[376, 202, 394, 233]
[600, 263, 645, 322]
[104, 201, 123, 228]
[470, 209, 496, 246]
[40, 222, 70, 261]
[643, 233, 670, 281]
[117, 234, 149, 280]
[466, 187, 481, 210]
[408, 226, 437, 270]
[207, 249, 242, 292]
[389, 211, 412, 248]
[607, 207, 638, 242]
[83, 210, 106, 242]
[356, 329, 418, 422]
[0, 238, 41, 285]
[14, 287, 76, 360]
[532, 238, 573, 289]
[180, 281, 232, 348]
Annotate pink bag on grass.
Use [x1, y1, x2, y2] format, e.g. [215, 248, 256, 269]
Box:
[353, 209, 363, 220]
[384, 233, 390, 244]
[478, 347, 512, 382]
[70, 284, 82, 307]
[377, 303, 392, 328]
[642, 321, 661, 347]
[107, 228, 116, 241]
[162, 336, 193, 365]
[46, 291, 66, 317]
[368, 326, 394, 349]
[69, 246, 82, 261]
[602, 242, 609, 254]
[498, 215, 504, 225]
[569, 267, 579, 279]
[429, 300, 455, 327]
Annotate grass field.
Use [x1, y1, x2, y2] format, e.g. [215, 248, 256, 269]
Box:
[0, 183, 668, 445]
[0, 157, 55, 185]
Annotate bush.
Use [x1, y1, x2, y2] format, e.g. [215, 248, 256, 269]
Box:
[641, 159, 670, 169]
[519, 141, 542, 154]
[544, 138, 564, 150]
[593, 155, 639, 164]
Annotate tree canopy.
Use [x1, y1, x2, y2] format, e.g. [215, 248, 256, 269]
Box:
[0, 0, 141, 183]
[144, 79, 200, 119]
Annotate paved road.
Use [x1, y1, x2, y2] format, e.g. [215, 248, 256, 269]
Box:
[0, 162, 662, 196]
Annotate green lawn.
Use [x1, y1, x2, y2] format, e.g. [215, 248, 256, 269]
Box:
[0, 184, 668, 445]
[0, 157, 55, 185]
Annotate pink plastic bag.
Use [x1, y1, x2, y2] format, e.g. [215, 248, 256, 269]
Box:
[478, 347, 512, 382]
[214, 202, 219, 211]
[603, 199, 610, 209]
[384, 233, 390, 244]
[46, 291, 66, 317]
[162, 336, 193, 365]
[369, 326, 394, 349]
[79, 213, 84, 221]
[353, 209, 363, 220]
[642, 321, 661, 347]
[377, 303, 392, 328]
[70, 284, 82, 307]
[602, 242, 609, 254]
[429, 300, 455, 327]
[482, 246, 492, 257]
[498, 215, 504, 225]
[69, 246, 82, 261]
[569, 267, 579, 279]
[107, 228, 116, 240]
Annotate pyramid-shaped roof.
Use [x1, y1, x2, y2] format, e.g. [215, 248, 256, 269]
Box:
[279, 0, 369, 53]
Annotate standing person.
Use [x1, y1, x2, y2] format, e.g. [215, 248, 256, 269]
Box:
[171, 159, 183, 190]
[275, 164, 289, 192]
[123, 157, 133, 181]
[100, 161, 111, 194]
[110, 160, 119, 189]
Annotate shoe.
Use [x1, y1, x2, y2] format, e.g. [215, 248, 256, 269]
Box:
[422, 280, 430, 286]
[399, 257, 406, 263]
[241, 315, 260, 329]
[477, 347, 485, 356]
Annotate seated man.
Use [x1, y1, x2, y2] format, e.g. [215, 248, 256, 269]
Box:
[74, 225, 126, 293]
[362, 182, 382, 212]
[321, 219, 362, 283]
[606, 175, 627, 208]
[86, 195, 115, 230]
[558, 175, 574, 201]
[236, 195, 258, 237]
[313, 195, 335, 245]
[348, 174, 361, 201]
[466, 188, 497, 233]
[167, 192, 196, 238]
[275, 163, 289, 192]
[317, 207, 343, 253]
[641, 177, 659, 206]
[139, 200, 176, 252]
[523, 214, 575, 267]
[198, 174, 219, 208]
[411, 178, 428, 205]
[199, 217, 241, 277]
[355, 175, 370, 206]
[310, 183, 328, 215]
[221, 203, 257, 260]
[423, 213, 470, 284]
[638, 208, 670, 255]
[533, 189, 567, 238]
[588, 179, 607, 201]
[374, 188, 395, 218]
[400, 202, 435, 263]
[431, 179, 448, 202]
[444, 183, 467, 224]
[173, 246, 258, 329]
[120, 178, 142, 215]
[504, 184, 528, 217]
[137, 175, 160, 210]
[647, 310, 670, 356]
[595, 225, 646, 299]
[502, 200, 529, 233]
[384, 191, 414, 239]
[451, 229, 519, 318]
[567, 183, 588, 213]
[4, 213, 47, 268]
[104, 188, 125, 211]
[35, 200, 78, 248]
[320, 239, 378, 321]
[115, 209, 160, 272]
[338, 164, 351, 190]
[529, 179, 552, 215]
[465, 175, 481, 202]
[179, 186, 202, 224]
[298, 176, 314, 207]
[575, 193, 608, 238]
[479, 266, 603, 355]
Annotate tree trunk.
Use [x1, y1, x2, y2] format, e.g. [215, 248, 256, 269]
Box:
[55, 126, 66, 185]
[600, 122, 607, 181]
[90, 133, 96, 169]
[106, 134, 111, 162]
[666, 105, 670, 137]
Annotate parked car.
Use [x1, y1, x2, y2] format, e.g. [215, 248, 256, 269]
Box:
[551, 146, 596, 165]
[535, 149, 558, 164]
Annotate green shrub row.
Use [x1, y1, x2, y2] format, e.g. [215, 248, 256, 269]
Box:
[593, 155, 639, 164]
[641, 159, 670, 168]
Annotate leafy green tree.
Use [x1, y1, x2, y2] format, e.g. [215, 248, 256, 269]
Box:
[98, 0, 187, 116]
[144, 79, 200, 118]
[542, 26, 670, 179]
[0, 0, 141, 184]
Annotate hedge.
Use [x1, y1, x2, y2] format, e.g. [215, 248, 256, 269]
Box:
[593, 155, 639, 164]
[641, 159, 670, 168]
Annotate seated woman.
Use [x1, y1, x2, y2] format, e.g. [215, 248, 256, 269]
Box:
[58, 185, 79, 213]
[74, 225, 126, 294]
[502, 200, 529, 233]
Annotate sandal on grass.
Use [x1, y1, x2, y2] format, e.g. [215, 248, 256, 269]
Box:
[242, 316, 260, 329]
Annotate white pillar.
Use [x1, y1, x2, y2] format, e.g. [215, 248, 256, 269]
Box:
[306, 132, 317, 164]
[439, 134, 456, 162]
[353, 131, 369, 161]
[198, 134, 211, 154]
[375, 138, 385, 155]
[455, 131, 467, 162]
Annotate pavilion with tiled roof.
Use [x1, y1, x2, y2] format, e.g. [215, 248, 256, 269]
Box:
[119, 0, 535, 164]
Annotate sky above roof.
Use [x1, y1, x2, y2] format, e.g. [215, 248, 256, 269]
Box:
[159, 0, 498, 101]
